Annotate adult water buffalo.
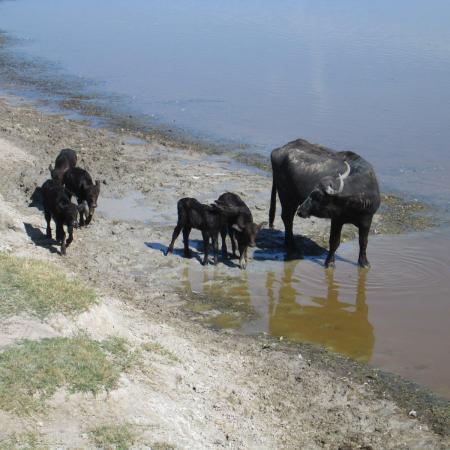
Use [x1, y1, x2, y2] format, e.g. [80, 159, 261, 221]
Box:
[269, 139, 380, 268]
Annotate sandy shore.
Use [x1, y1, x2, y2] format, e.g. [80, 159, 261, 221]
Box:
[0, 96, 448, 449]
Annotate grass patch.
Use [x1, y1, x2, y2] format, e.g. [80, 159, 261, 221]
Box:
[0, 335, 139, 415]
[142, 342, 180, 363]
[88, 424, 136, 450]
[151, 443, 176, 450]
[0, 431, 48, 450]
[0, 253, 96, 318]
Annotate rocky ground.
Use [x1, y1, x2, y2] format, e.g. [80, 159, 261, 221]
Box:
[0, 96, 448, 449]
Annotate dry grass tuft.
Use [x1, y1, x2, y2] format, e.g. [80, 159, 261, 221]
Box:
[0, 253, 96, 318]
[0, 335, 139, 415]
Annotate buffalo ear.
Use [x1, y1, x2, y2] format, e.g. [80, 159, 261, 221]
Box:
[95, 180, 100, 186]
[257, 221, 268, 231]
[232, 223, 243, 233]
[49, 164, 53, 172]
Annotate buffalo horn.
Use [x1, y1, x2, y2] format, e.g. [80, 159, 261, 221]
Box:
[327, 161, 351, 195]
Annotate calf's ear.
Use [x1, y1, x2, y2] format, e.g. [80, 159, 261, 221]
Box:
[232, 223, 243, 232]
[48, 164, 53, 172]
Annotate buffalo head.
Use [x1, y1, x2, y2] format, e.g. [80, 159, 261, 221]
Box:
[297, 162, 351, 218]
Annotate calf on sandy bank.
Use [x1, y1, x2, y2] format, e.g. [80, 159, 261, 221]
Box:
[63, 167, 100, 226]
[215, 192, 265, 269]
[166, 197, 234, 266]
[49, 148, 77, 183]
[41, 179, 83, 255]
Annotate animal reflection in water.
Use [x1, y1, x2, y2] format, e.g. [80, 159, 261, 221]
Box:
[181, 266, 252, 329]
[267, 264, 374, 362]
[181, 262, 373, 361]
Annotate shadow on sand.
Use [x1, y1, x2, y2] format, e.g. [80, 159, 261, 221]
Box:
[145, 239, 242, 268]
[24, 222, 60, 255]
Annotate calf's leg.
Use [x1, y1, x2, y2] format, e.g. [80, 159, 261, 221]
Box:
[324, 219, 343, 268]
[211, 232, 220, 265]
[55, 222, 66, 255]
[78, 200, 86, 227]
[44, 209, 52, 239]
[166, 223, 182, 255]
[201, 231, 210, 265]
[66, 225, 74, 248]
[239, 245, 248, 270]
[230, 228, 238, 258]
[220, 227, 228, 259]
[182, 226, 192, 258]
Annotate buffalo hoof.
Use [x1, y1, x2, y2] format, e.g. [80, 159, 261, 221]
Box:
[165, 248, 173, 256]
[358, 260, 371, 269]
[324, 260, 335, 269]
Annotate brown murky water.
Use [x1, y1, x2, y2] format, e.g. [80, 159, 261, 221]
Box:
[182, 229, 450, 398]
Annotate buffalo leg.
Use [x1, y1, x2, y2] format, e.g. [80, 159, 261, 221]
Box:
[201, 231, 210, 265]
[281, 207, 296, 250]
[357, 218, 372, 268]
[166, 224, 182, 255]
[182, 226, 192, 258]
[44, 209, 52, 239]
[325, 219, 343, 268]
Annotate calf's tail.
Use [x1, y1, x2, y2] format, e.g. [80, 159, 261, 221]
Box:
[269, 176, 277, 229]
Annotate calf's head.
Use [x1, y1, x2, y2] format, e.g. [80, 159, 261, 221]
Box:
[297, 162, 350, 218]
[63, 203, 85, 229]
[49, 164, 63, 183]
[85, 180, 101, 219]
[232, 221, 266, 248]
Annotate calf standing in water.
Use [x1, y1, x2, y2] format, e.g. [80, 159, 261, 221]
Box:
[49, 148, 77, 183]
[63, 167, 100, 226]
[215, 192, 265, 269]
[41, 179, 82, 255]
[166, 198, 232, 265]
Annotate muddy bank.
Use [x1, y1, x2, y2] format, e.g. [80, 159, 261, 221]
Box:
[0, 96, 449, 448]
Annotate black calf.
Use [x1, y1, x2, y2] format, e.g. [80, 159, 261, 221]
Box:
[166, 197, 231, 265]
[41, 179, 82, 255]
[215, 192, 265, 269]
[63, 167, 100, 226]
[49, 148, 77, 183]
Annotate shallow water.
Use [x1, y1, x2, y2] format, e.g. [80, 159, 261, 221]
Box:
[1, 1, 449, 396]
[1, 0, 450, 205]
[183, 228, 450, 398]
